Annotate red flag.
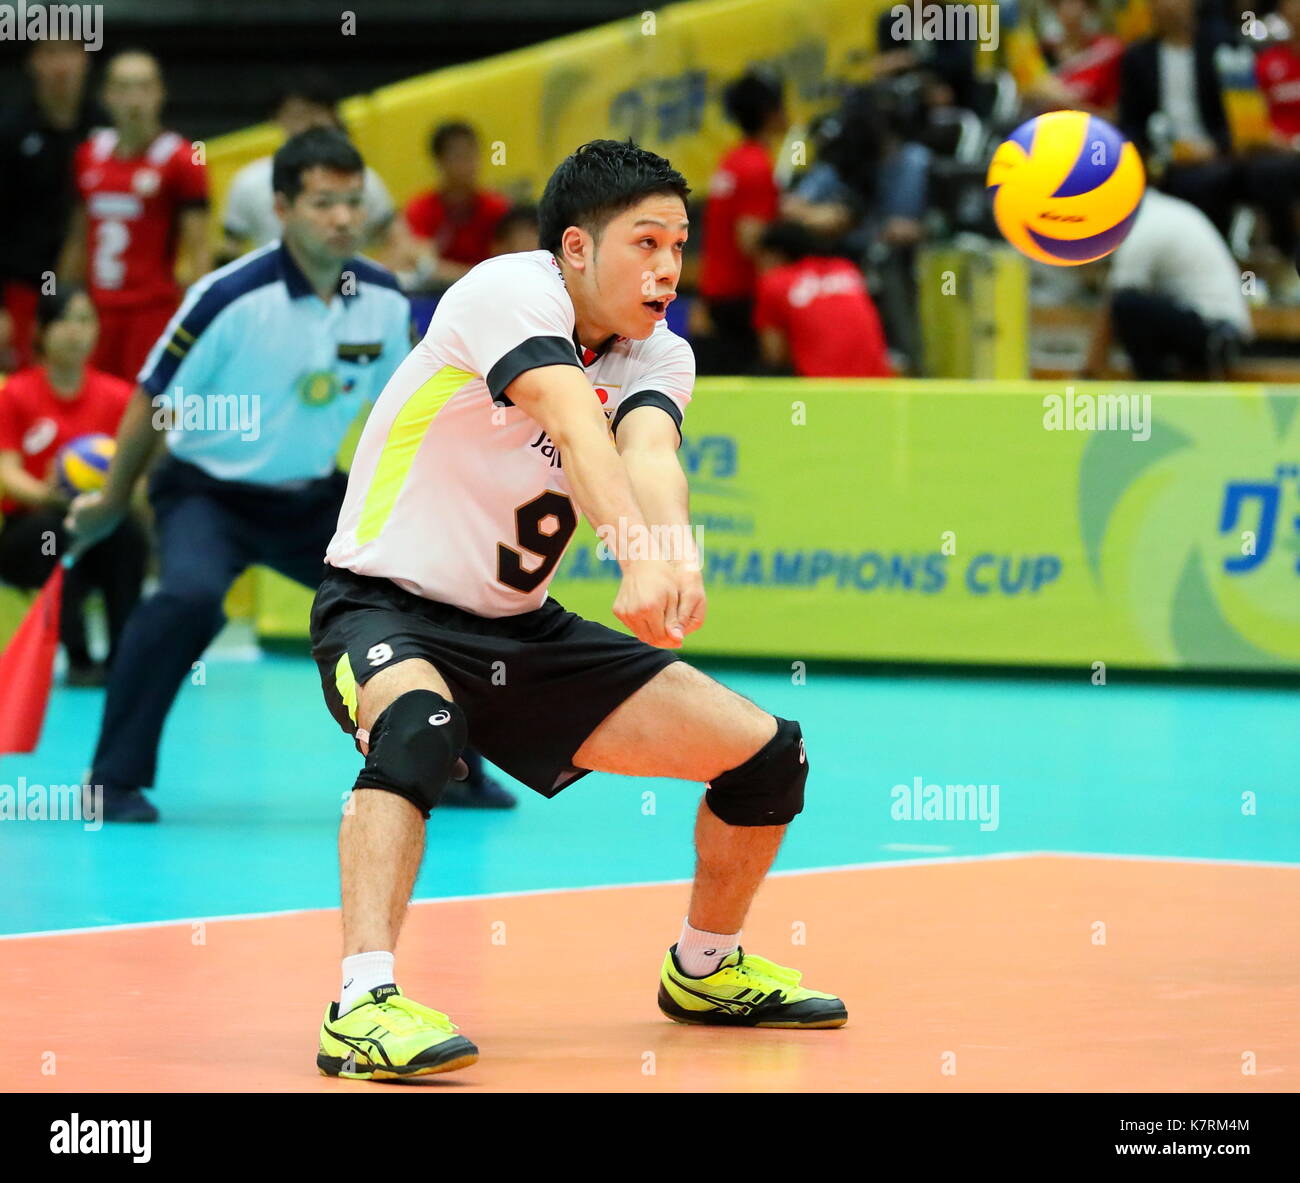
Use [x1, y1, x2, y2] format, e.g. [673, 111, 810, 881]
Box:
[0, 563, 64, 755]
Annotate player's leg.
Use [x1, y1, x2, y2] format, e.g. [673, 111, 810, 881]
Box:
[324, 657, 479, 1077]
[572, 661, 845, 1028]
[342, 657, 456, 957]
[573, 660, 787, 929]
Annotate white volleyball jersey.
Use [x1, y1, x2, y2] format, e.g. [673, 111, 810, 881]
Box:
[325, 250, 695, 616]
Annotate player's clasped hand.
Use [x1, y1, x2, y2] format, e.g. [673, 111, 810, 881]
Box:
[614, 559, 686, 649]
[671, 558, 707, 638]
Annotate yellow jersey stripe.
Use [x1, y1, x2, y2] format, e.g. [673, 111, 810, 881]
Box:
[355, 364, 472, 544]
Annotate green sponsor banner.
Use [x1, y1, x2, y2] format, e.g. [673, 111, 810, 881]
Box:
[255, 378, 1298, 671]
[547, 379, 1300, 670]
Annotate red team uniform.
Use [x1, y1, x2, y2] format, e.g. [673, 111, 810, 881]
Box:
[403, 189, 511, 268]
[73, 128, 208, 382]
[753, 257, 893, 378]
[1052, 34, 1124, 114]
[1257, 44, 1300, 141]
[0, 365, 132, 514]
[698, 139, 780, 304]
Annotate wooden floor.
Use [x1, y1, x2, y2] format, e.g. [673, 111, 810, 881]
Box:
[3, 856, 1296, 1093]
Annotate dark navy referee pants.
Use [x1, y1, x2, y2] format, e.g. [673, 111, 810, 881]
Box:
[90, 455, 347, 790]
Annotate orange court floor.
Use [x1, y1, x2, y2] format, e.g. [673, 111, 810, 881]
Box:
[4, 856, 1296, 1093]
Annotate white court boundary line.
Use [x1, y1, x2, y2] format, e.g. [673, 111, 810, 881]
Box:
[1, 848, 1295, 942]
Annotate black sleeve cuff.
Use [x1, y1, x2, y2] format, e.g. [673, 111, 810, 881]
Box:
[611, 390, 683, 444]
[486, 335, 582, 406]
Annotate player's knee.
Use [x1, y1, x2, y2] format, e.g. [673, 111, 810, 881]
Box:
[704, 717, 807, 827]
[353, 689, 467, 818]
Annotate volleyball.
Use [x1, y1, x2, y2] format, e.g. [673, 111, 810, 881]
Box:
[986, 110, 1145, 267]
[55, 433, 115, 495]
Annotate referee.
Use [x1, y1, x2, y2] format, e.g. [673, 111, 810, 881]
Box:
[66, 128, 510, 821]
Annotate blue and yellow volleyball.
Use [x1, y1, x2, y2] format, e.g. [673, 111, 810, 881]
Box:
[986, 110, 1145, 266]
[55, 433, 115, 495]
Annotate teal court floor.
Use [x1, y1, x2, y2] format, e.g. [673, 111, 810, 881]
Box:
[1, 653, 1295, 937]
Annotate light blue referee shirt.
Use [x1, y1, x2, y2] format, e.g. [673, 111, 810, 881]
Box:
[137, 240, 411, 485]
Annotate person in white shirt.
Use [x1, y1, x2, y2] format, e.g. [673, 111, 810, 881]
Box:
[309, 139, 846, 1080]
[219, 72, 394, 263]
[1083, 186, 1252, 379]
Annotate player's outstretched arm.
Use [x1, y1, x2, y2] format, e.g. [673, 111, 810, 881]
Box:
[616, 406, 706, 636]
[507, 364, 683, 648]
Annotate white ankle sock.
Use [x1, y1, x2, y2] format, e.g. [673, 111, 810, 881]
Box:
[340, 951, 395, 1014]
[676, 918, 739, 977]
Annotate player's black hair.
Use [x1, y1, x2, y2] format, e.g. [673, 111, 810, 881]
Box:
[722, 70, 785, 137]
[430, 121, 477, 160]
[36, 284, 91, 331]
[270, 70, 339, 120]
[758, 220, 818, 263]
[538, 139, 690, 255]
[272, 127, 364, 201]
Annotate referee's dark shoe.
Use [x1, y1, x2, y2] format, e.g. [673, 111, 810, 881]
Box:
[442, 749, 517, 809]
[86, 781, 159, 823]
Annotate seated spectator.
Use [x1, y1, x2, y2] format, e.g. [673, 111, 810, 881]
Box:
[220, 72, 396, 261]
[490, 204, 540, 255]
[1039, 0, 1126, 120]
[753, 221, 894, 378]
[1082, 185, 1252, 379]
[0, 287, 147, 686]
[784, 84, 929, 255]
[1256, 0, 1300, 145]
[392, 122, 511, 291]
[694, 70, 787, 374]
[873, 4, 978, 111]
[784, 84, 928, 372]
[1119, 0, 1300, 256]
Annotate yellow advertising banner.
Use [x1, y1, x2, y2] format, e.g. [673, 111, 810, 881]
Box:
[256, 378, 1300, 672]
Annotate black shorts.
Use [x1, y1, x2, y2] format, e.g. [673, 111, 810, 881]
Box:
[310, 564, 681, 797]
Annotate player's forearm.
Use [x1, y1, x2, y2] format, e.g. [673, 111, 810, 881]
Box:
[101, 391, 164, 508]
[624, 449, 697, 563]
[557, 423, 653, 570]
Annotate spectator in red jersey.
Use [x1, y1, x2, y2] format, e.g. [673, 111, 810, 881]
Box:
[1039, 0, 1126, 120]
[0, 38, 102, 374]
[694, 70, 787, 374]
[0, 287, 147, 686]
[392, 121, 510, 292]
[57, 51, 210, 383]
[753, 221, 894, 379]
[1257, 0, 1300, 145]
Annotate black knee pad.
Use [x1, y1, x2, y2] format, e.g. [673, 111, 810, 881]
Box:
[353, 690, 467, 818]
[705, 717, 807, 826]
